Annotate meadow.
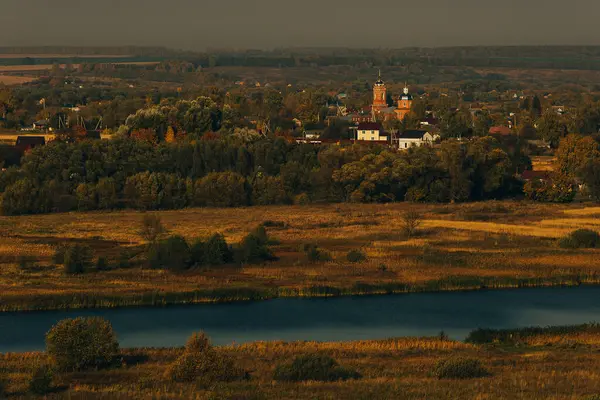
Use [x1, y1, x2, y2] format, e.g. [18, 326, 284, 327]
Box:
[3, 325, 600, 399]
[1, 201, 600, 311]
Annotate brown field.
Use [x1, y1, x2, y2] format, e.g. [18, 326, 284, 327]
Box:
[0, 54, 133, 59]
[1, 201, 600, 311]
[0, 75, 37, 85]
[3, 330, 600, 399]
[0, 65, 61, 72]
[531, 155, 556, 171]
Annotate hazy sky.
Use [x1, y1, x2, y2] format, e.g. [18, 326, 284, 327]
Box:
[2, 0, 599, 50]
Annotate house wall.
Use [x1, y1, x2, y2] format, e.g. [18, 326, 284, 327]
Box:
[357, 130, 387, 141]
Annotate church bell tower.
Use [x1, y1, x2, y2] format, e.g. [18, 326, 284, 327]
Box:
[372, 70, 387, 111]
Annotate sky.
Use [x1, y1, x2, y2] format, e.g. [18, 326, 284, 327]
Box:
[1, 0, 600, 50]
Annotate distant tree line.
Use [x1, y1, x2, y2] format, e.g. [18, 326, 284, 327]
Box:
[0, 132, 526, 215]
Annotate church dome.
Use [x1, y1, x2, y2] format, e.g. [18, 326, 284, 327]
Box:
[374, 70, 385, 86]
[400, 86, 412, 100]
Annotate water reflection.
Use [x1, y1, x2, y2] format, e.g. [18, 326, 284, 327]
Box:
[2, 286, 600, 352]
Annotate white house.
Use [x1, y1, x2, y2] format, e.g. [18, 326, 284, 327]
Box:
[356, 122, 388, 142]
[396, 130, 438, 150]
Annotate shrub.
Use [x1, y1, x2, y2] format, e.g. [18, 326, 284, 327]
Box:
[45, 317, 119, 371]
[96, 256, 109, 271]
[294, 193, 311, 205]
[273, 354, 361, 382]
[166, 332, 246, 386]
[63, 244, 94, 274]
[431, 357, 490, 379]
[18, 255, 35, 270]
[139, 214, 167, 245]
[117, 250, 131, 268]
[148, 235, 191, 270]
[401, 210, 422, 238]
[237, 227, 275, 264]
[559, 229, 600, 249]
[28, 365, 53, 395]
[346, 249, 367, 263]
[52, 245, 68, 264]
[304, 243, 331, 262]
[204, 234, 233, 265]
[262, 220, 287, 228]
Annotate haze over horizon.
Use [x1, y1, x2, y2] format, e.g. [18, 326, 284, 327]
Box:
[2, 0, 600, 50]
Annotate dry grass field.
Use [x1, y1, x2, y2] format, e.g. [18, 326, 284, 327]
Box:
[0, 54, 133, 59]
[0, 75, 37, 85]
[1, 201, 600, 311]
[3, 329, 600, 399]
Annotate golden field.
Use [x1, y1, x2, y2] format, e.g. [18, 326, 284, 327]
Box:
[1, 201, 600, 311]
[3, 330, 600, 399]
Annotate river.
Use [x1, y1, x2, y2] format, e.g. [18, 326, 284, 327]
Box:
[2, 286, 600, 352]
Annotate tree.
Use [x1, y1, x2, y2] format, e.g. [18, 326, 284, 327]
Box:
[401, 210, 423, 238]
[96, 178, 118, 209]
[194, 172, 248, 207]
[165, 126, 176, 143]
[139, 214, 167, 245]
[45, 317, 119, 371]
[63, 244, 94, 274]
[148, 235, 191, 270]
[251, 175, 288, 205]
[536, 111, 567, 148]
[0, 178, 37, 215]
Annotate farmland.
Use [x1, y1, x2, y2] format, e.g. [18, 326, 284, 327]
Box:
[3, 325, 600, 399]
[1, 201, 600, 311]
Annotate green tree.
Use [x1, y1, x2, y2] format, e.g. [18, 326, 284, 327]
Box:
[63, 244, 94, 274]
[45, 317, 119, 371]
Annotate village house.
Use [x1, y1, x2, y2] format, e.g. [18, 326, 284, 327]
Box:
[396, 130, 438, 150]
[356, 122, 388, 142]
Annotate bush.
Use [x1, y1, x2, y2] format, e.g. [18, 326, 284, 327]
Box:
[28, 365, 53, 395]
[45, 317, 119, 371]
[346, 250, 367, 263]
[262, 220, 287, 228]
[190, 233, 234, 267]
[273, 354, 361, 382]
[236, 226, 275, 264]
[559, 229, 600, 249]
[294, 193, 311, 205]
[148, 235, 191, 270]
[166, 332, 246, 386]
[139, 214, 167, 245]
[401, 210, 422, 238]
[117, 250, 131, 268]
[18, 255, 35, 270]
[52, 245, 67, 264]
[304, 243, 331, 262]
[63, 244, 94, 274]
[204, 234, 233, 265]
[431, 357, 490, 379]
[96, 256, 109, 271]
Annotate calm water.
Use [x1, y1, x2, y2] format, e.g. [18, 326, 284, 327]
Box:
[2, 286, 600, 353]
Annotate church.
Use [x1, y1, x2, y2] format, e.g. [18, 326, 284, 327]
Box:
[371, 72, 413, 121]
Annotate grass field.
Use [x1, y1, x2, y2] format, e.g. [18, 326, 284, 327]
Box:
[3, 326, 600, 399]
[0, 54, 133, 59]
[0, 75, 37, 85]
[1, 201, 600, 311]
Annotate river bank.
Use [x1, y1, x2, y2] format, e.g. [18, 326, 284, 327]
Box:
[2, 324, 600, 399]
